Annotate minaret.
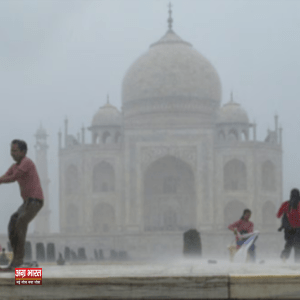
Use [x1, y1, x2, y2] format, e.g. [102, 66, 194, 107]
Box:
[81, 125, 85, 144]
[274, 114, 278, 143]
[34, 123, 51, 234]
[253, 120, 257, 141]
[64, 117, 68, 148]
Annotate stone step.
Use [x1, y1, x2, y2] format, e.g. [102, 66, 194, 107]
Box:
[0, 261, 298, 299]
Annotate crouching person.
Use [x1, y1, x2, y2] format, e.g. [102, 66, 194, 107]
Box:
[228, 209, 256, 262]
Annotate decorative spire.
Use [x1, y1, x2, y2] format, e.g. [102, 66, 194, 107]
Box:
[230, 91, 234, 103]
[35, 121, 47, 138]
[81, 124, 85, 144]
[64, 116, 68, 148]
[279, 125, 282, 146]
[58, 128, 62, 150]
[274, 113, 279, 143]
[107, 94, 110, 104]
[253, 119, 257, 141]
[168, 2, 173, 31]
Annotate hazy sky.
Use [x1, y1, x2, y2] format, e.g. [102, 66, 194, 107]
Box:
[0, 0, 299, 233]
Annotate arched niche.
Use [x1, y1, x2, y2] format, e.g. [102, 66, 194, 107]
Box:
[102, 131, 112, 144]
[224, 159, 247, 191]
[261, 161, 276, 192]
[143, 155, 196, 232]
[115, 131, 121, 143]
[66, 203, 79, 233]
[65, 164, 79, 195]
[241, 130, 248, 141]
[92, 133, 98, 144]
[163, 207, 177, 230]
[218, 130, 226, 141]
[93, 161, 115, 193]
[228, 129, 238, 141]
[93, 203, 115, 233]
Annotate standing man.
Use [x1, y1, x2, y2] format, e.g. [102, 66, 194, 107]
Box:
[0, 140, 44, 270]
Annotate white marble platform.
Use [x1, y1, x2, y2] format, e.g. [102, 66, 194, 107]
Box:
[0, 259, 300, 299]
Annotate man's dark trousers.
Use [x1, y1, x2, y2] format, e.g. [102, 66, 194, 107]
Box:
[8, 198, 43, 266]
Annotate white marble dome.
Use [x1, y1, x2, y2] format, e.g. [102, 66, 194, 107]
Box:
[122, 28, 222, 114]
[218, 97, 249, 124]
[92, 101, 122, 127]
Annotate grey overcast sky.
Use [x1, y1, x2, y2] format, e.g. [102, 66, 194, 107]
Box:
[0, 0, 299, 233]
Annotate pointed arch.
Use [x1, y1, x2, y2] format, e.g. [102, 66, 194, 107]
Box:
[102, 131, 111, 144]
[218, 130, 226, 141]
[163, 176, 178, 194]
[66, 204, 79, 233]
[228, 129, 238, 141]
[93, 161, 115, 193]
[224, 159, 247, 191]
[143, 155, 196, 232]
[93, 203, 115, 233]
[261, 160, 276, 191]
[92, 133, 98, 144]
[163, 207, 177, 230]
[65, 164, 79, 195]
[241, 130, 248, 141]
[115, 131, 121, 143]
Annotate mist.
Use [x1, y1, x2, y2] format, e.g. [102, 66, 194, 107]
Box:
[0, 0, 299, 244]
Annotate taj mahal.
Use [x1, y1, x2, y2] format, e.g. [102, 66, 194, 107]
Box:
[0, 7, 283, 260]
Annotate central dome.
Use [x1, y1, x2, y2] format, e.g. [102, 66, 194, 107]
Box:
[122, 24, 222, 126]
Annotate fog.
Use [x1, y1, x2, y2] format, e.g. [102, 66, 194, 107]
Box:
[0, 0, 300, 234]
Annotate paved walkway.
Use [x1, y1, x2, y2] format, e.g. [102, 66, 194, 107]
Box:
[37, 259, 300, 277]
[0, 259, 299, 299]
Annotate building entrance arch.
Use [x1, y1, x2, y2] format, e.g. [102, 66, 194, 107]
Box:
[143, 155, 196, 231]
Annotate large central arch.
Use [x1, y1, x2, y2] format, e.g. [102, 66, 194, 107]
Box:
[143, 155, 196, 231]
[93, 203, 115, 233]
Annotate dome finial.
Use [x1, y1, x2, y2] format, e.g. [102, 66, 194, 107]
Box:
[230, 90, 234, 103]
[107, 94, 110, 104]
[168, 2, 173, 31]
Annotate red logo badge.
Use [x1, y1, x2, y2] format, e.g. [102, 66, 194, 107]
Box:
[15, 268, 42, 285]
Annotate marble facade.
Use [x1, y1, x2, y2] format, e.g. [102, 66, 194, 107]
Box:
[9, 12, 283, 261]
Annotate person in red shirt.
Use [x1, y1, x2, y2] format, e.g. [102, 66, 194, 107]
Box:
[228, 209, 256, 261]
[277, 188, 300, 262]
[0, 140, 44, 270]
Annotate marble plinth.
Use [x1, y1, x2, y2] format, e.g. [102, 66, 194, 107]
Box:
[0, 259, 299, 300]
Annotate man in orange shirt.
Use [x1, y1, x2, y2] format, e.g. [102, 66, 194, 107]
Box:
[277, 188, 300, 262]
[0, 140, 44, 270]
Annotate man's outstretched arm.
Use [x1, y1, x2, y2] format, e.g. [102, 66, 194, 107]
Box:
[0, 167, 24, 184]
[0, 165, 14, 183]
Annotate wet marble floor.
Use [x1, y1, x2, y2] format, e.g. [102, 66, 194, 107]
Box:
[0, 259, 299, 299]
